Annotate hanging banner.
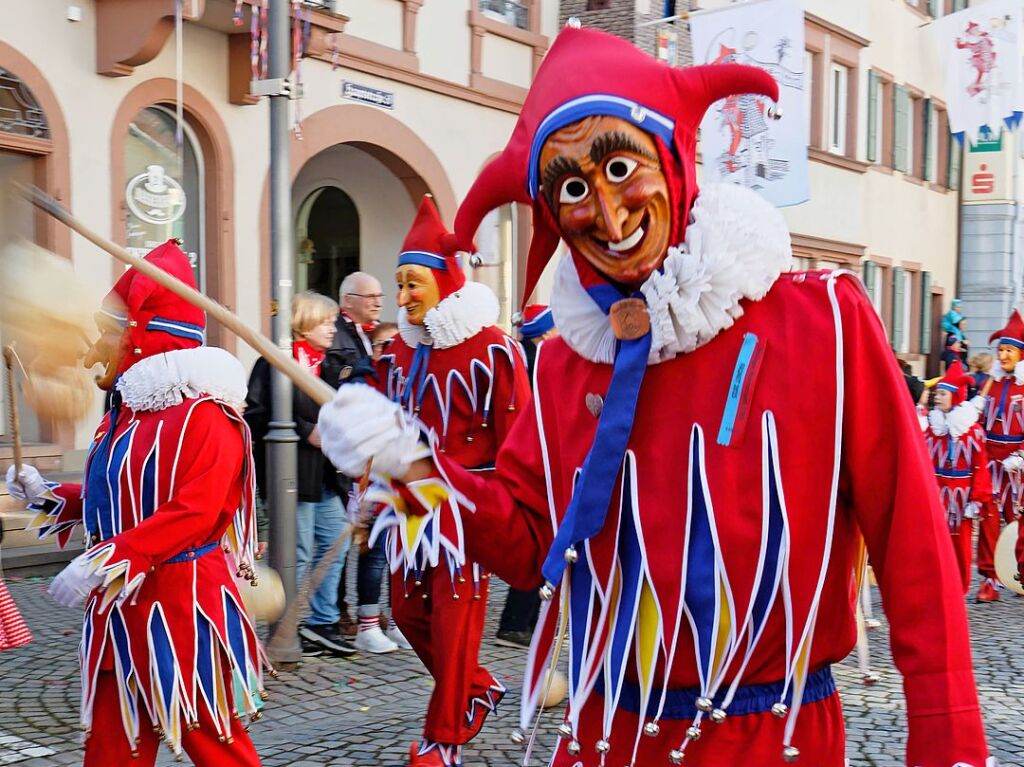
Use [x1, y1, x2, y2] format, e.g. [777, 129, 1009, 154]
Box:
[932, 0, 1024, 144]
[689, 0, 808, 207]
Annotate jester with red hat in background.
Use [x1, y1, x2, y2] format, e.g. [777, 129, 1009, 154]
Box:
[335, 196, 531, 767]
[5, 241, 266, 767]
[319, 26, 990, 767]
[926, 361, 992, 594]
[971, 308, 1024, 602]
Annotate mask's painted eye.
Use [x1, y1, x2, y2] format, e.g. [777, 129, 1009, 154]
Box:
[559, 177, 589, 204]
[605, 156, 639, 183]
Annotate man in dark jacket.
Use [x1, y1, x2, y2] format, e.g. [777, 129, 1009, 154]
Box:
[321, 271, 383, 388]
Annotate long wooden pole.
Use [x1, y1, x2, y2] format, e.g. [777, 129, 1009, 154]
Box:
[15, 183, 336, 407]
[3, 346, 22, 474]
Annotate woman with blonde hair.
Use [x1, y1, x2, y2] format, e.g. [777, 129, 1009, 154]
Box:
[245, 291, 355, 656]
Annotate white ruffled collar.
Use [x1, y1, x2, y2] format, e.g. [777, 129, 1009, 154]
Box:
[550, 183, 792, 365]
[397, 281, 500, 350]
[987, 360, 1024, 385]
[116, 347, 247, 413]
[929, 401, 980, 440]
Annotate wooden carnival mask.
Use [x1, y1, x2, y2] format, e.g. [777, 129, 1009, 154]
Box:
[84, 312, 126, 391]
[539, 116, 671, 287]
[998, 343, 1022, 373]
[396, 264, 441, 326]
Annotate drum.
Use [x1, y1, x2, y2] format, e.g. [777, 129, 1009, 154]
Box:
[994, 520, 1024, 596]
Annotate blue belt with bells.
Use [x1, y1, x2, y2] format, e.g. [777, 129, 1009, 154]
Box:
[602, 666, 835, 720]
[162, 541, 220, 564]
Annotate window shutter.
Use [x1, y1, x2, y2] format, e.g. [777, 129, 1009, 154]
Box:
[948, 135, 962, 190]
[920, 271, 932, 355]
[892, 266, 906, 349]
[893, 85, 909, 172]
[953, 0, 967, 10]
[928, 0, 940, 17]
[867, 72, 879, 163]
[862, 260, 877, 305]
[923, 98, 934, 182]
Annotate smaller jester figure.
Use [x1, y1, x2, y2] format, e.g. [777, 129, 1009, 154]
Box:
[956, 20, 996, 98]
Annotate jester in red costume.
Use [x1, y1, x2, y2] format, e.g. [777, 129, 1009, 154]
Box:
[972, 309, 1024, 602]
[956, 20, 996, 98]
[925, 361, 992, 594]
[327, 197, 531, 767]
[5, 241, 266, 766]
[319, 27, 990, 767]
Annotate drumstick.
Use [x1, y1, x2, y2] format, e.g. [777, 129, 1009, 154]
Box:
[15, 183, 336, 407]
[3, 346, 22, 474]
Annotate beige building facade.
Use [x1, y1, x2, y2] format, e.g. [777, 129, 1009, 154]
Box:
[0, 0, 557, 563]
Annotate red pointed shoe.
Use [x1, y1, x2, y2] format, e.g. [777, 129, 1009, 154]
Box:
[408, 741, 462, 767]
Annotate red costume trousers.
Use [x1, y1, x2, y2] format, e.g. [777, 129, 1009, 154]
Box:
[977, 498, 1015, 578]
[391, 563, 495, 745]
[83, 671, 261, 767]
[550, 693, 847, 767]
[950, 520, 975, 594]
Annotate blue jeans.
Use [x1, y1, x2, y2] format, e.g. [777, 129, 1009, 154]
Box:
[356, 536, 389, 608]
[295, 489, 350, 626]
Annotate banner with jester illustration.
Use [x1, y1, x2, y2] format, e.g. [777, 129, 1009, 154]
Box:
[689, 0, 808, 207]
[933, 0, 1024, 144]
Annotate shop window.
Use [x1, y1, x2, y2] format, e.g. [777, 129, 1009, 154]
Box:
[480, 0, 529, 29]
[123, 106, 205, 290]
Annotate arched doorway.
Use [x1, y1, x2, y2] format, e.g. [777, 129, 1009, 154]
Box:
[295, 186, 360, 299]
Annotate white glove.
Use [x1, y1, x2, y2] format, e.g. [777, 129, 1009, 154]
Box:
[5, 464, 48, 502]
[318, 383, 429, 478]
[1002, 453, 1024, 473]
[963, 501, 981, 520]
[47, 553, 103, 609]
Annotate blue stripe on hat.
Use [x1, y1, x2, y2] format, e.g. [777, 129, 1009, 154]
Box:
[146, 317, 206, 344]
[936, 382, 959, 393]
[519, 308, 555, 338]
[398, 250, 448, 271]
[998, 336, 1024, 350]
[527, 94, 676, 199]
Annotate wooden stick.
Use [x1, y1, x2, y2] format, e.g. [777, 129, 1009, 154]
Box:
[15, 183, 336, 407]
[3, 346, 22, 474]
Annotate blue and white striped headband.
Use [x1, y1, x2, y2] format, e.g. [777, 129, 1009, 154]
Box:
[936, 382, 960, 393]
[519, 307, 555, 339]
[145, 316, 206, 344]
[397, 250, 462, 271]
[526, 94, 676, 200]
[998, 336, 1024, 350]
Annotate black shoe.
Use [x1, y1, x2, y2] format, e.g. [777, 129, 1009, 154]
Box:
[494, 629, 532, 649]
[300, 623, 357, 657]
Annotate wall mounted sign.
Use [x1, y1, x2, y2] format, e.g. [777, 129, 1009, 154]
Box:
[342, 81, 394, 109]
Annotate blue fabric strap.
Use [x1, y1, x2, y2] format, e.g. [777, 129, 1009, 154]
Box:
[84, 393, 122, 541]
[605, 666, 836, 720]
[997, 378, 1011, 419]
[541, 284, 651, 587]
[401, 343, 432, 410]
[163, 541, 219, 564]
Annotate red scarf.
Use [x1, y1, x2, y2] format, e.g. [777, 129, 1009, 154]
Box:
[342, 311, 378, 334]
[293, 339, 326, 377]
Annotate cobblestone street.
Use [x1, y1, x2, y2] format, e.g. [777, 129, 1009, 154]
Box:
[0, 571, 1021, 767]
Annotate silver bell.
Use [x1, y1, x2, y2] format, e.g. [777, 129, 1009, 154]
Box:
[695, 696, 713, 713]
[710, 708, 727, 724]
[595, 738, 611, 754]
[564, 546, 579, 564]
[783, 745, 800, 763]
[510, 729, 525, 745]
[771, 702, 788, 718]
[566, 740, 582, 756]
[557, 722, 574, 739]
[668, 749, 685, 764]
[538, 582, 555, 601]
[643, 721, 660, 737]
[769, 104, 784, 120]
[566, 16, 581, 28]
[685, 725, 701, 741]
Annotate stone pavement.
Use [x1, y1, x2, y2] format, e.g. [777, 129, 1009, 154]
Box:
[0, 570, 1021, 767]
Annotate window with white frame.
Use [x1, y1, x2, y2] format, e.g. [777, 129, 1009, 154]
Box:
[480, 0, 529, 29]
[926, 100, 939, 182]
[867, 71, 884, 163]
[829, 63, 849, 155]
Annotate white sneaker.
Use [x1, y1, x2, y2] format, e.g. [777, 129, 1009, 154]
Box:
[386, 624, 413, 650]
[354, 625, 398, 654]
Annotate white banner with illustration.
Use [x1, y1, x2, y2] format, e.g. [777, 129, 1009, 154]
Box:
[933, 0, 1024, 144]
[689, 0, 808, 207]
